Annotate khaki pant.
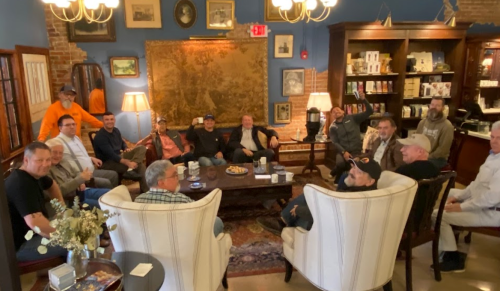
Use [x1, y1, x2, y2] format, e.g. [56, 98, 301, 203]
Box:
[101, 146, 148, 193]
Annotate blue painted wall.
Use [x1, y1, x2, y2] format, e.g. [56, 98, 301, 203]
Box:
[73, 0, 498, 142]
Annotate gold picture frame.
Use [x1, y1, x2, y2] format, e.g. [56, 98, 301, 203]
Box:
[264, 0, 300, 22]
[124, 0, 162, 28]
[274, 102, 291, 124]
[109, 57, 139, 78]
[206, 0, 235, 30]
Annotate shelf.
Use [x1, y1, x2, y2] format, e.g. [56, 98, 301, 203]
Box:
[403, 96, 452, 100]
[402, 117, 423, 120]
[346, 73, 399, 77]
[406, 71, 455, 76]
[479, 86, 500, 89]
[346, 92, 398, 96]
[482, 108, 500, 114]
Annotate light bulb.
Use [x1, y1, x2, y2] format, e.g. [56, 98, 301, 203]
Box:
[322, 0, 338, 7]
[104, 0, 119, 8]
[84, 0, 100, 10]
[55, 0, 71, 8]
[42, 0, 58, 3]
[280, 0, 293, 10]
[306, 0, 317, 10]
[272, 0, 282, 7]
[293, 0, 305, 2]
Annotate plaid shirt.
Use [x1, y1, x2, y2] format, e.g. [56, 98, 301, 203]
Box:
[135, 188, 194, 204]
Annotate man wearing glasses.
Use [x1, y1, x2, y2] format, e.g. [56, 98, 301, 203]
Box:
[135, 160, 224, 236]
[38, 85, 103, 141]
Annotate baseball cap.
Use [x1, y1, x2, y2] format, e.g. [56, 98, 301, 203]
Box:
[156, 116, 167, 123]
[349, 157, 382, 181]
[60, 84, 77, 95]
[204, 114, 215, 120]
[397, 134, 431, 153]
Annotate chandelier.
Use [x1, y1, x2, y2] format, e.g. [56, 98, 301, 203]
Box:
[272, 0, 338, 23]
[42, 0, 119, 23]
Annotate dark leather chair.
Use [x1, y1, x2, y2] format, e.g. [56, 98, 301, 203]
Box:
[441, 127, 468, 177]
[400, 171, 457, 291]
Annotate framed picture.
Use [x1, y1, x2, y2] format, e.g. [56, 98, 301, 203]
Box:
[274, 34, 294, 58]
[274, 102, 291, 124]
[124, 0, 162, 28]
[67, 12, 116, 42]
[206, 1, 234, 30]
[264, 0, 300, 22]
[283, 69, 305, 96]
[174, 0, 197, 29]
[110, 57, 139, 78]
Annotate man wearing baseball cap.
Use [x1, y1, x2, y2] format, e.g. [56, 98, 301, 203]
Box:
[38, 84, 103, 141]
[186, 114, 227, 166]
[396, 133, 440, 180]
[257, 157, 382, 236]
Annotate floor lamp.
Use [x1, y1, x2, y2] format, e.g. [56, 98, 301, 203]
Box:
[121, 92, 150, 139]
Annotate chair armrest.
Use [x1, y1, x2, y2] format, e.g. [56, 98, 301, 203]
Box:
[145, 144, 158, 167]
[268, 142, 281, 162]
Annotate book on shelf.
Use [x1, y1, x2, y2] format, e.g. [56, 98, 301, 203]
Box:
[388, 80, 393, 93]
[346, 82, 352, 94]
[382, 81, 388, 93]
[376, 81, 382, 93]
[357, 82, 364, 93]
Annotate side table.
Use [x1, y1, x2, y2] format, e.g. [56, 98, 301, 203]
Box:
[291, 138, 331, 178]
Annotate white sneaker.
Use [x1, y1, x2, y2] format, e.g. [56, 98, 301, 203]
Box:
[127, 168, 134, 172]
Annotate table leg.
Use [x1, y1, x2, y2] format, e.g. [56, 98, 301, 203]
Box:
[301, 143, 322, 178]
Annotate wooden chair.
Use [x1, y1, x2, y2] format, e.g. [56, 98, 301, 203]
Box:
[400, 171, 457, 291]
[441, 127, 468, 177]
[453, 224, 500, 244]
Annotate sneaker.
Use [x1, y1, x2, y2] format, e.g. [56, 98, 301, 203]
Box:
[430, 251, 466, 273]
[127, 168, 134, 172]
[256, 217, 285, 236]
[123, 170, 141, 180]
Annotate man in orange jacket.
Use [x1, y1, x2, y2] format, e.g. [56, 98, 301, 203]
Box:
[38, 85, 103, 141]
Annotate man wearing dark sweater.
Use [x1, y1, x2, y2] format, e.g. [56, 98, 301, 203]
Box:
[186, 114, 227, 166]
[93, 112, 148, 193]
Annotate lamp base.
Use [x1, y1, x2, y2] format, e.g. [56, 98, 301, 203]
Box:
[304, 121, 320, 142]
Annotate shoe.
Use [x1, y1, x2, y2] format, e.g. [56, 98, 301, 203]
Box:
[102, 229, 110, 240]
[123, 171, 141, 180]
[127, 168, 134, 172]
[256, 217, 285, 236]
[430, 251, 466, 273]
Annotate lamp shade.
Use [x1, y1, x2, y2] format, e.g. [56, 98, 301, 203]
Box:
[121, 92, 150, 112]
[307, 92, 332, 111]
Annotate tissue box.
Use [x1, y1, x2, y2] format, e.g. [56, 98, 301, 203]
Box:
[366, 81, 375, 93]
[49, 264, 76, 291]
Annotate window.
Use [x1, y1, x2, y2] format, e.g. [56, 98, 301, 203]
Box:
[0, 55, 22, 151]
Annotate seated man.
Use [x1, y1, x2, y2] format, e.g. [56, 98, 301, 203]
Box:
[93, 112, 148, 193]
[56, 114, 118, 189]
[46, 138, 109, 209]
[186, 114, 227, 166]
[257, 157, 382, 236]
[226, 115, 279, 163]
[369, 117, 405, 171]
[396, 133, 440, 180]
[431, 121, 500, 272]
[5, 142, 67, 262]
[135, 160, 224, 236]
[137, 116, 195, 166]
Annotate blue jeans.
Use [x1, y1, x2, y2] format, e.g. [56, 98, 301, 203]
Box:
[83, 188, 109, 209]
[281, 195, 313, 230]
[429, 158, 448, 169]
[214, 217, 224, 237]
[17, 235, 67, 262]
[198, 156, 227, 167]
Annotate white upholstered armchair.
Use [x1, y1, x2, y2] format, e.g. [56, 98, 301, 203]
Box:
[99, 185, 232, 291]
[281, 171, 418, 291]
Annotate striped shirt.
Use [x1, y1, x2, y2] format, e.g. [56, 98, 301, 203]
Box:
[135, 188, 194, 204]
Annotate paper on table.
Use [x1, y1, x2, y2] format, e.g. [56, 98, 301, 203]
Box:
[255, 175, 271, 179]
[130, 263, 153, 277]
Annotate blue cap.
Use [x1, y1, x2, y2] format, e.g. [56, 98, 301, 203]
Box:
[204, 114, 215, 120]
[60, 84, 77, 94]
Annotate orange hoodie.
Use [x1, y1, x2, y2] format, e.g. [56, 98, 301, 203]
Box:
[37, 101, 104, 141]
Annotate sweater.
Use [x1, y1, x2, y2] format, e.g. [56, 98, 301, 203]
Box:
[93, 127, 127, 163]
[186, 125, 226, 159]
[416, 115, 454, 160]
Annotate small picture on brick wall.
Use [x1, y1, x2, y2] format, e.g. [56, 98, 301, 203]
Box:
[282, 69, 304, 96]
[274, 102, 291, 124]
[110, 57, 139, 78]
[67, 11, 116, 42]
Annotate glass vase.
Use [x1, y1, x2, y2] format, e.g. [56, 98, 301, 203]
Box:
[67, 250, 89, 279]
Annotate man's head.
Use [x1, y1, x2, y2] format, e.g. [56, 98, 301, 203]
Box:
[377, 117, 397, 141]
[58, 114, 76, 137]
[242, 115, 253, 129]
[45, 139, 64, 166]
[330, 106, 345, 121]
[344, 157, 382, 188]
[491, 121, 500, 154]
[398, 134, 431, 164]
[145, 160, 180, 193]
[102, 112, 116, 131]
[95, 78, 103, 90]
[156, 116, 167, 132]
[204, 114, 215, 131]
[22, 142, 52, 179]
[428, 97, 445, 120]
[58, 85, 77, 110]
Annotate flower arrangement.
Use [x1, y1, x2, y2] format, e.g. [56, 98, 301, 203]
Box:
[25, 197, 117, 255]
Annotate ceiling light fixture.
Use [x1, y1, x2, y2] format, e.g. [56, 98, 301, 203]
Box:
[42, 0, 118, 23]
[273, 0, 338, 23]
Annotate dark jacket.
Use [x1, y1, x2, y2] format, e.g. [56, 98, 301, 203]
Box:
[93, 127, 126, 163]
[226, 125, 279, 157]
[186, 125, 226, 159]
[329, 99, 373, 155]
[367, 134, 405, 172]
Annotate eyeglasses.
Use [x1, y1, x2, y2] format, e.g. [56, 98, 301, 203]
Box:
[164, 173, 179, 179]
[63, 123, 76, 127]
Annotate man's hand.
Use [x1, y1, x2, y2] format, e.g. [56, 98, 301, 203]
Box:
[445, 203, 462, 212]
[91, 157, 102, 167]
[128, 161, 138, 169]
[192, 118, 199, 126]
[242, 148, 253, 157]
[343, 151, 352, 161]
[78, 184, 86, 191]
[80, 167, 92, 181]
[270, 136, 279, 148]
[446, 197, 458, 204]
[124, 147, 132, 153]
[359, 91, 366, 100]
[290, 205, 299, 217]
[215, 151, 224, 159]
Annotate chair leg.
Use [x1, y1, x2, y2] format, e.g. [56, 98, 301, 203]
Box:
[222, 268, 228, 289]
[405, 241, 413, 291]
[464, 232, 472, 244]
[284, 259, 293, 283]
[432, 237, 442, 282]
[383, 280, 393, 291]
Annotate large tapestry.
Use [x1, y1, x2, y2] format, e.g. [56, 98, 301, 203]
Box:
[146, 39, 268, 129]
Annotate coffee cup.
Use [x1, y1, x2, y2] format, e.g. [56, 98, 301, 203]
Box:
[271, 173, 278, 183]
[260, 157, 267, 165]
[188, 161, 194, 169]
[197, 117, 203, 124]
[177, 165, 185, 174]
[285, 172, 294, 182]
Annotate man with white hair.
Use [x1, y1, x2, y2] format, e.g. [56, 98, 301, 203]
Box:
[396, 133, 440, 180]
[432, 121, 500, 273]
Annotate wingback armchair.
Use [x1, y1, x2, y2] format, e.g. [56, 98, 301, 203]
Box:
[281, 171, 418, 291]
[99, 186, 232, 291]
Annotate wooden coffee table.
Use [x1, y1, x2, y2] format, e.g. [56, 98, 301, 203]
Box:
[179, 162, 293, 204]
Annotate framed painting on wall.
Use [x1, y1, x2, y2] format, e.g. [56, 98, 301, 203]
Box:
[174, 0, 197, 29]
[283, 69, 305, 96]
[274, 34, 293, 58]
[264, 0, 300, 22]
[274, 102, 291, 124]
[67, 12, 116, 42]
[125, 0, 162, 28]
[206, 0, 234, 30]
[110, 57, 139, 78]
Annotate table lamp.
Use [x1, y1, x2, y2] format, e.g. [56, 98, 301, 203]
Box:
[121, 92, 150, 139]
[304, 92, 332, 141]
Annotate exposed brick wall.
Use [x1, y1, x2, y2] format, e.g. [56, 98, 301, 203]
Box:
[445, 0, 500, 25]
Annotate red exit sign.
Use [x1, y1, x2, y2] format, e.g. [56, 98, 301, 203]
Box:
[250, 25, 268, 38]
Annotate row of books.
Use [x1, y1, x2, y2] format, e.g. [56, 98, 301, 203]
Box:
[344, 103, 386, 115]
[346, 81, 394, 94]
[402, 104, 450, 118]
